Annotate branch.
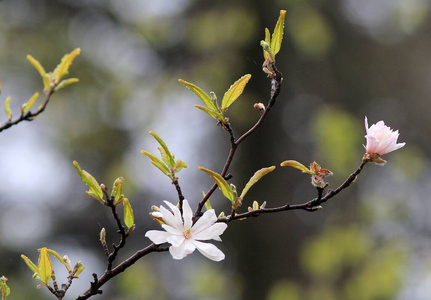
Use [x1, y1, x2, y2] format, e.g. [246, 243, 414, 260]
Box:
[195, 63, 283, 217]
[0, 86, 56, 132]
[76, 244, 169, 300]
[218, 160, 368, 222]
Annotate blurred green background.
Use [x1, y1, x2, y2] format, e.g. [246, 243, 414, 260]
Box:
[0, 0, 429, 299]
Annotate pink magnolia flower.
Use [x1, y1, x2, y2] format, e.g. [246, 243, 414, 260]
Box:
[145, 200, 227, 261]
[364, 117, 405, 164]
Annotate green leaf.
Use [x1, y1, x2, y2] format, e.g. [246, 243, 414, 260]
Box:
[54, 78, 79, 92]
[221, 74, 252, 111]
[111, 177, 124, 205]
[4, 96, 12, 121]
[149, 131, 175, 168]
[271, 10, 286, 57]
[141, 150, 171, 177]
[74, 261, 85, 277]
[194, 104, 222, 120]
[197, 166, 235, 203]
[178, 79, 218, 111]
[0, 276, 10, 300]
[240, 166, 276, 199]
[123, 198, 134, 229]
[264, 28, 271, 59]
[21, 254, 39, 275]
[173, 159, 188, 173]
[53, 48, 81, 83]
[73, 161, 105, 204]
[280, 160, 313, 174]
[45, 249, 71, 272]
[27, 55, 51, 92]
[23, 92, 39, 114]
[37, 247, 52, 285]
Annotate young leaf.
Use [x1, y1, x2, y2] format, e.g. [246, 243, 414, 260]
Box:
[197, 166, 235, 203]
[4, 96, 12, 121]
[111, 177, 124, 204]
[0, 276, 10, 300]
[123, 198, 134, 229]
[263, 28, 272, 59]
[240, 166, 276, 199]
[141, 150, 171, 177]
[27, 55, 51, 92]
[149, 131, 175, 168]
[173, 159, 188, 173]
[54, 48, 81, 83]
[21, 254, 39, 275]
[280, 160, 313, 174]
[54, 78, 79, 92]
[74, 261, 86, 277]
[194, 104, 223, 120]
[23, 92, 39, 114]
[45, 249, 71, 272]
[221, 74, 252, 111]
[73, 161, 105, 203]
[178, 79, 218, 111]
[271, 10, 286, 57]
[37, 247, 52, 285]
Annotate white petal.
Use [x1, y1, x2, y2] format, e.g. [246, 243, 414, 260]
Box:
[193, 240, 225, 261]
[182, 200, 193, 230]
[161, 224, 181, 235]
[364, 116, 369, 134]
[145, 230, 170, 245]
[164, 201, 183, 228]
[160, 205, 182, 230]
[193, 223, 227, 241]
[167, 235, 185, 247]
[169, 240, 196, 260]
[192, 209, 217, 235]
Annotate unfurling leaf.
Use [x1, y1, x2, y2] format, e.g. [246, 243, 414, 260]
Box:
[27, 55, 51, 92]
[23, 92, 39, 114]
[271, 10, 286, 57]
[53, 48, 81, 83]
[197, 166, 235, 203]
[74, 261, 85, 277]
[149, 131, 175, 168]
[194, 104, 223, 121]
[221, 74, 252, 111]
[111, 177, 124, 205]
[73, 161, 105, 204]
[280, 160, 313, 174]
[54, 78, 79, 92]
[264, 28, 271, 59]
[178, 79, 218, 111]
[141, 150, 171, 177]
[123, 198, 134, 229]
[0, 276, 10, 300]
[252, 201, 259, 210]
[240, 166, 276, 199]
[21, 254, 39, 275]
[173, 159, 188, 173]
[45, 249, 70, 272]
[37, 247, 52, 285]
[4, 96, 12, 121]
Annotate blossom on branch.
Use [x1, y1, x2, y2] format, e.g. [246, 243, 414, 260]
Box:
[363, 117, 406, 165]
[145, 200, 227, 261]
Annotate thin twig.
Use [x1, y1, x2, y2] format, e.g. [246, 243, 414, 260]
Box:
[0, 86, 56, 132]
[218, 161, 368, 222]
[195, 63, 283, 217]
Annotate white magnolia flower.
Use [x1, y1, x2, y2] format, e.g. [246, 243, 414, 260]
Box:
[145, 200, 227, 261]
[364, 116, 405, 156]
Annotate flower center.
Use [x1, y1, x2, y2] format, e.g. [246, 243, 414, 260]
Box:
[183, 229, 192, 239]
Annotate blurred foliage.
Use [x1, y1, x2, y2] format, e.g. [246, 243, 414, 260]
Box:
[0, 0, 430, 299]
